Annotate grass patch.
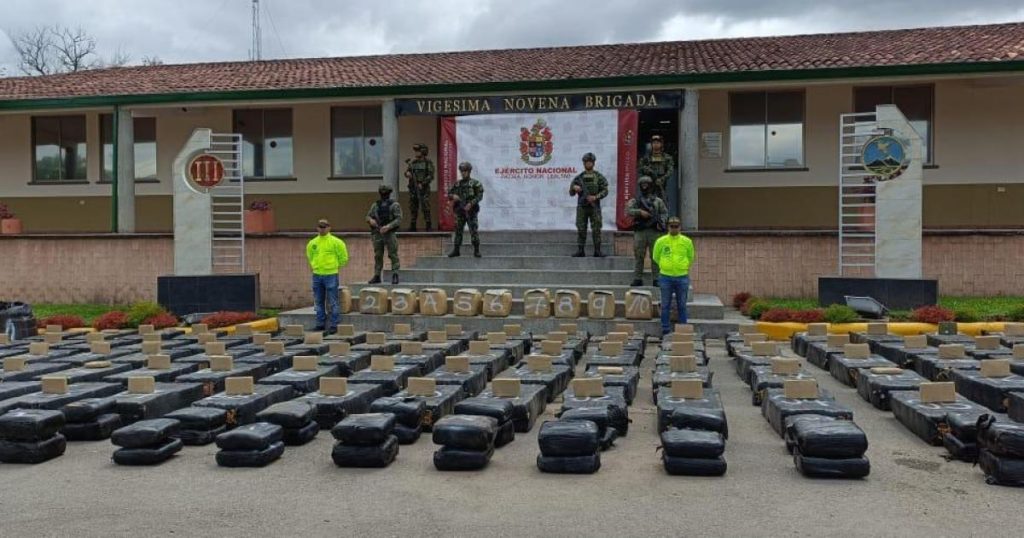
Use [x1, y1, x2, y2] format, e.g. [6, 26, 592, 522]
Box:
[33, 304, 126, 324]
[759, 298, 818, 310]
[753, 296, 1024, 321]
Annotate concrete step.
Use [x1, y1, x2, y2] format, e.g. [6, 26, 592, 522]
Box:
[412, 255, 635, 271]
[444, 231, 616, 244]
[440, 242, 600, 257]
[383, 268, 635, 286]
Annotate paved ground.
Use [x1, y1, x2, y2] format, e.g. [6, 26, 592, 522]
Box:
[1, 340, 1020, 537]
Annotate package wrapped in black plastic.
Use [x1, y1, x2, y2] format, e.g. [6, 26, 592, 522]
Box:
[432, 445, 494, 471]
[660, 428, 725, 459]
[369, 396, 428, 428]
[215, 422, 283, 451]
[1010, 392, 1024, 422]
[104, 362, 198, 384]
[0, 408, 66, 441]
[233, 352, 294, 376]
[599, 428, 618, 450]
[62, 413, 122, 441]
[255, 401, 316, 429]
[112, 437, 183, 465]
[432, 414, 497, 451]
[216, 440, 285, 467]
[425, 366, 488, 397]
[394, 352, 446, 376]
[164, 407, 228, 430]
[951, 370, 1024, 413]
[317, 350, 371, 377]
[558, 406, 628, 439]
[662, 454, 727, 476]
[976, 415, 1024, 458]
[761, 389, 850, 438]
[115, 383, 206, 423]
[947, 411, 1007, 442]
[392, 384, 465, 430]
[0, 382, 42, 404]
[0, 381, 124, 416]
[791, 334, 827, 358]
[348, 364, 420, 396]
[874, 342, 936, 368]
[259, 365, 341, 395]
[282, 420, 320, 446]
[561, 386, 630, 435]
[466, 350, 512, 381]
[911, 355, 979, 381]
[537, 452, 601, 474]
[855, 369, 925, 410]
[393, 422, 422, 444]
[978, 448, 1024, 487]
[793, 449, 870, 478]
[61, 396, 119, 423]
[331, 413, 396, 445]
[889, 391, 988, 446]
[476, 385, 548, 433]
[585, 352, 640, 369]
[298, 383, 382, 429]
[943, 432, 978, 462]
[0, 433, 67, 463]
[192, 384, 295, 426]
[494, 419, 515, 448]
[652, 366, 714, 404]
[110, 418, 180, 449]
[537, 420, 599, 457]
[748, 368, 815, 406]
[783, 415, 834, 454]
[178, 425, 227, 446]
[454, 398, 514, 424]
[331, 435, 399, 467]
[733, 353, 774, 386]
[175, 363, 269, 396]
[656, 389, 724, 435]
[829, 356, 897, 387]
[581, 366, 640, 404]
[804, 343, 844, 370]
[496, 364, 573, 402]
[786, 416, 867, 458]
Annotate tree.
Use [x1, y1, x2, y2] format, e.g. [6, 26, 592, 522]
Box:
[9, 25, 132, 75]
[140, 55, 164, 66]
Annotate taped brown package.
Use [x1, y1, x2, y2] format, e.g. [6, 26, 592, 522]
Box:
[293, 356, 319, 371]
[339, 287, 353, 314]
[468, 341, 491, 355]
[827, 334, 850, 347]
[523, 288, 552, 318]
[252, 334, 271, 346]
[337, 324, 356, 337]
[41, 376, 69, 394]
[142, 333, 162, 343]
[784, 379, 818, 399]
[128, 377, 156, 394]
[669, 355, 697, 373]
[366, 332, 387, 345]
[393, 323, 412, 336]
[191, 323, 209, 334]
[401, 342, 424, 355]
[502, 324, 522, 336]
[938, 344, 966, 359]
[980, 359, 1011, 378]
[526, 355, 553, 372]
[606, 332, 629, 343]
[0, 334, 9, 345]
[920, 382, 956, 403]
[903, 335, 927, 348]
[597, 366, 624, 375]
[371, 355, 395, 371]
[453, 289, 482, 317]
[586, 290, 616, 319]
[807, 323, 828, 337]
[492, 378, 521, 398]
[867, 322, 889, 336]
[599, 341, 624, 356]
[304, 332, 324, 345]
[418, 288, 448, 316]
[329, 342, 351, 355]
[1005, 323, 1024, 337]
[771, 357, 801, 375]
[142, 341, 162, 355]
[204, 342, 226, 356]
[4, 357, 27, 371]
[234, 324, 253, 336]
[670, 379, 703, 399]
[43, 333, 62, 344]
[572, 377, 605, 398]
[358, 288, 389, 315]
[624, 289, 653, 320]
[137, 324, 155, 335]
[196, 333, 217, 345]
[559, 323, 579, 334]
[389, 289, 418, 315]
[446, 356, 470, 373]
[675, 324, 695, 334]
[751, 342, 778, 357]
[1015, 345, 1024, 360]
[148, 355, 172, 369]
[45, 324, 62, 334]
[427, 331, 447, 343]
[870, 367, 904, 375]
[547, 331, 569, 343]
[263, 342, 285, 355]
[446, 324, 465, 337]
[669, 332, 694, 343]
[742, 333, 768, 345]
[29, 342, 49, 356]
[84, 360, 111, 369]
[86, 332, 104, 343]
[210, 355, 234, 371]
[668, 342, 695, 356]
[487, 332, 508, 345]
[843, 343, 870, 360]
[614, 323, 635, 334]
[974, 336, 1000, 351]
[407, 377, 436, 397]
[541, 340, 562, 355]
[225, 376, 254, 395]
[482, 289, 513, 317]
[320, 377, 348, 396]
[737, 325, 757, 335]
[90, 342, 112, 355]
[554, 290, 582, 319]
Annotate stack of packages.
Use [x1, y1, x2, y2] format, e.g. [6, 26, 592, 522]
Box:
[0, 409, 67, 464]
[453, 397, 516, 448]
[164, 407, 228, 445]
[786, 415, 870, 478]
[658, 379, 727, 476]
[330, 413, 399, 468]
[432, 415, 497, 471]
[214, 422, 285, 467]
[536, 420, 601, 474]
[61, 396, 122, 441]
[559, 407, 622, 450]
[370, 396, 426, 444]
[255, 401, 319, 446]
[976, 415, 1024, 487]
[110, 418, 183, 466]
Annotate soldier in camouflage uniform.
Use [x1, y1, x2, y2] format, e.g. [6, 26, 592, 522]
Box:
[447, 161, 485, 258]
[366, 184, 403, 284]
[569, 152, 609, 257]
[626, 175, 668, 286]
[637, 134, 675, 202]
[404, 143, 434, 231]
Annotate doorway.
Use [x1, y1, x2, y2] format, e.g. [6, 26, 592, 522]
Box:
[638, 109, 680, 216]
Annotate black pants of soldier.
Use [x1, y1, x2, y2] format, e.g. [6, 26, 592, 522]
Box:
[408, 184, 431, 229]
[372, 231, 400, 275]
[453, 214, 479, 251]
[576, 206, 602, 252]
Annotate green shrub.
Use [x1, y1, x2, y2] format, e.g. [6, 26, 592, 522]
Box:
[1008, 304, 1024, 322]
[126, 301, 168, 328]
[823, 304, 859, 324]
[745, 300, 771, 320]
[953, 308, 980, 323]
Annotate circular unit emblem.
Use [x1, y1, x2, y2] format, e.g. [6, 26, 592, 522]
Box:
[188, 154, 226, 190]
[861, 135, 908, 182]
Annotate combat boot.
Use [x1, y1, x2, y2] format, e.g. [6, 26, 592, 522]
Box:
[593, 248, 606, 258]
[391, 273, 399, 285]
[473, 242, 482, 258]
[572, 244, 586, 257]
[367, 274, 382, 284]
[630, 279, 642, 287]
[425, 223, 433, 232]
[448, 247, 461, 258]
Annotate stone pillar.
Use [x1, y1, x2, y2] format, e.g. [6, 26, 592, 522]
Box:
[173, 129, 213, 275]
[679, 89, 699, 230]
[116, 107, 136, 233]
[381, 99, 399, 193]
[873, 105, 923, 279]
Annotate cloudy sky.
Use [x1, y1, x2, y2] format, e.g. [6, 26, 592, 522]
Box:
[1, 0, 1022, 74]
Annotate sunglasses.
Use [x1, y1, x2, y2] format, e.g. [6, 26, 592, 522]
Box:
[668, 224, 680, 228]
[317, 224, 328, 229]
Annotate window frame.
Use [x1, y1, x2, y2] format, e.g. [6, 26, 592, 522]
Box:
[99, 114, 159, 183]
[726, 89, 807, 171]
[851, 83, 935, 165]
[30, 115, 89, 183]
[329, 105, 384, 180]
[232, 108, 295, 180]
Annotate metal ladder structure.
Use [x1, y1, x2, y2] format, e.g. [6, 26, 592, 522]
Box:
[838, 112, 883, 276]
[207, 133, 246, 273]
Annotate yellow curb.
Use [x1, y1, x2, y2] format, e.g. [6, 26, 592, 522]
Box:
[755, 321, 1008, 341]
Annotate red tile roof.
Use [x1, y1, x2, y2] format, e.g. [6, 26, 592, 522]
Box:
[1, 22, 1023, 104]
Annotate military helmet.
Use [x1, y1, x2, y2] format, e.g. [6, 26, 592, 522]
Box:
[378, 184, 393, 195]
[638, 175, 653, 185]
[582, 152, 596, 162]
[458, 161, 473, 171]
[413, 143, 428, 153]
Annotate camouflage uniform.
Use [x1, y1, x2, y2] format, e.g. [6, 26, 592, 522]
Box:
[367, 197, 402, 276]
[626, 181, 668, 283]
[638, 151, 675, 201]
[405, 147, 434, 230]
[570, 166, 609, 255]
[447, 174, 485, 255]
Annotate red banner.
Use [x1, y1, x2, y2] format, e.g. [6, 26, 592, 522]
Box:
[615, 109, 639, 230]
[438, 116, 458, 231]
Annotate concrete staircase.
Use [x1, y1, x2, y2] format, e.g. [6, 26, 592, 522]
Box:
[279, 231, 726, 335]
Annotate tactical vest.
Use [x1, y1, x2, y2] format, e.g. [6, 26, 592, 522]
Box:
[409, 159, 432, 183]
[645, 154, 669, 176]
[376, 200, 394, 227]
[633, 196, 659, 231]
[576, 172, 602, 206]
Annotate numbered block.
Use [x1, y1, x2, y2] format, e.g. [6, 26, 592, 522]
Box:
[624, 289, 653, 320]
[587, 290, 616, 319]
[390, 289, 418, 316]
[453, 288, 482, 317]
[523, 289, 552, 319]
[339, 287, 353, 314]
[554, 290, 582, 319]
[482, 289, 513, 318]
[359, 287, 389, 315]
[419, 288, 449, 316]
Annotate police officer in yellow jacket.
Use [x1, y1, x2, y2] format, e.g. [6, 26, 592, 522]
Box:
[306, 218, 349, 333]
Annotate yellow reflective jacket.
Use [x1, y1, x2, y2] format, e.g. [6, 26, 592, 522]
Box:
[306, 234, 349, 275]
[652, 234, 695, 277]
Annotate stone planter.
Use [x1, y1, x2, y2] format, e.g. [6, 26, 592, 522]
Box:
[244, 210, 275, 234]
[1, 218, 22, 235]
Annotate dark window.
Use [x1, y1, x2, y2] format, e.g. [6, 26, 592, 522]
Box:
[101, 115, 158, 181]
[32, 115, 87, 181]
[854, 85, 933, 162]
[233, 108, 293, 178]
[729, 91, 805, 168]
[331, 106, 383, 177]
